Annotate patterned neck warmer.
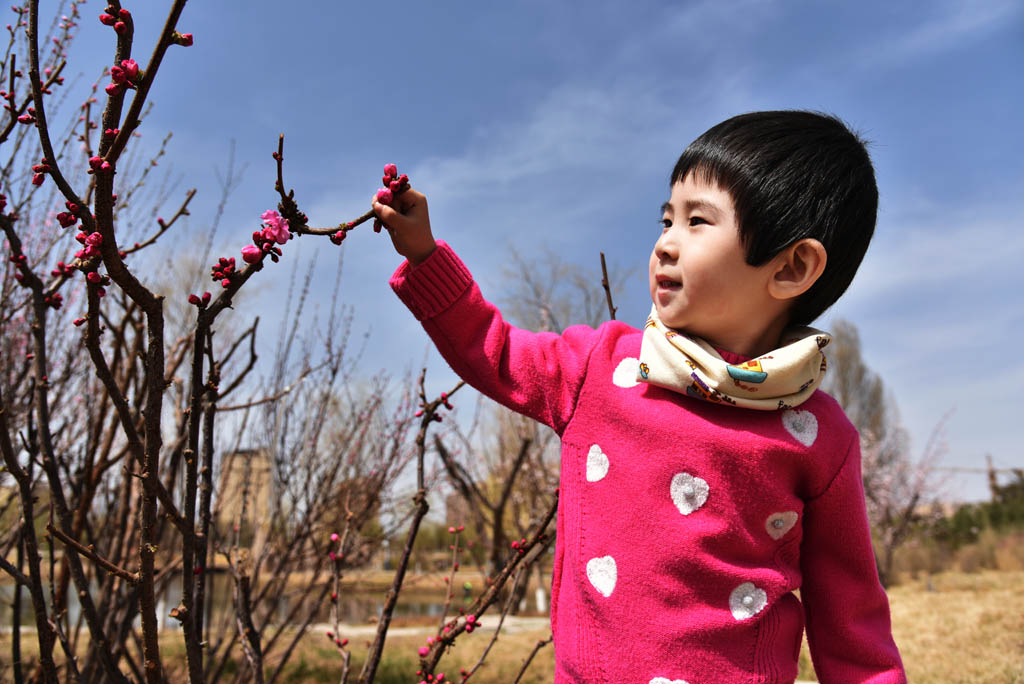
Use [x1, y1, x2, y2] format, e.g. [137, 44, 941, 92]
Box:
[636, 306, 831, 411]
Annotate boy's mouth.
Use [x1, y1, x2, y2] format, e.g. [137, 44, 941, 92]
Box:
[657, 279, 682, 290]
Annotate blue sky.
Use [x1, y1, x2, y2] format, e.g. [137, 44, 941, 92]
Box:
[54, 0, 1024, 501]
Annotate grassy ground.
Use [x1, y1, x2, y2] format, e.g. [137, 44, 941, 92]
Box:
[4, 570, 1023, 683]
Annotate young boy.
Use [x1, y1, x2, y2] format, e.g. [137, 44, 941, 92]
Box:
[374, 111, 906, 683]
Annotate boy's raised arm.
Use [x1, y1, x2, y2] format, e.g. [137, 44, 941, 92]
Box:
[377, 189, 600, 434]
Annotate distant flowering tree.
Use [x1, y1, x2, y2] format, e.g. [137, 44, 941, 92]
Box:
[821, 319, 947, 587]
[0, 3, 556, 683]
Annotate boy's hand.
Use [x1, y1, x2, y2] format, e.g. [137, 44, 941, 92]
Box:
[372, 187, 437, 266]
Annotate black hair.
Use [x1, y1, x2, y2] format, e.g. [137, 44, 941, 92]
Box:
[671, 110, 878, 326]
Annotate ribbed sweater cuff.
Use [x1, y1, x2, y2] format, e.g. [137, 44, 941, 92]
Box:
[388, 240, 473, 320]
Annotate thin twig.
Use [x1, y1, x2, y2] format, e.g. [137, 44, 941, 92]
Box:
[512, 635, 553, 684]
[46, 522, 136, 583]
[600, 252, 617, 321]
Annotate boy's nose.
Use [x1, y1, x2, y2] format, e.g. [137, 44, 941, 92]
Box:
[655, 234, 679, 261]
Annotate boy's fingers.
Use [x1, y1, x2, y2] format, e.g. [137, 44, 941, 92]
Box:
[372, 201, 410, 232]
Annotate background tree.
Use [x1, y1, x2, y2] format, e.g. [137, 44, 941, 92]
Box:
[820, 318, 947, 586]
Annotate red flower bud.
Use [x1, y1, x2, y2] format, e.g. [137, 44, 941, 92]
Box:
[85, 232, 103, 246]
[383, 163, 398, 177]
[104, 127, 119, 138]
[202, 291, 211, 304]
[113, 21, 126, 33]
[175, 32, 193, 46]
[375, 188, 393, 206]
[88, 156, 103, 170]
[100, 161, 112, 173]
[241, 244, 261, 264]
[73, 317, 86, 326]
[32, 173, 44, 186]
[326, 630, 334, 639]
[188, 294, 201, 305]
[120, 58, 139, 80]
[97, 287, 106, 297]
[87, 271, 101, 283]
[110, 65, 126, 83]
[98, 13, 115, 25]
[221, 278, 231, 288]
[341, 638, 348, 646]
[449, 526, 456, 533]
[118, 8, 131, 19]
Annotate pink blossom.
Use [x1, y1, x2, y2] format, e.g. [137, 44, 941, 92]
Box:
[86, 271, 101, 283]
[85, 232, 103, 246]
[417, 646, 429, 656]
[109, 65, 126, 83]
[88, 156, 103, 171]
[376, 188, 393, 206]
[241, 244, 261, 264]
[383, 163, 398, 178]
[120, 59, 139, 80]
[330, 532, 340, 542]
[260, 209, 290, 244]
[104, 82, 123, 96]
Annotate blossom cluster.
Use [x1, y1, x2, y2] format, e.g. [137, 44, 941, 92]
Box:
[97, 6, 130, 34]
[241, 209, 290, 265]
[105, 58, 139, 96]
[56, 200, 83, 228]
[210, 256, 237, 289]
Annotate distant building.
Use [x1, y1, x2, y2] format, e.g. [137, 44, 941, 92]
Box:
[216, 449, 273, 538]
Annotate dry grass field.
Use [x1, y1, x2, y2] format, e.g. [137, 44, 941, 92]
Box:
[4, 570, 1022, 683]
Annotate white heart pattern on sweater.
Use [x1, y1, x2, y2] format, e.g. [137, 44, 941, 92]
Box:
[586, 556, 617, 597]
[765, 511, 799, 540]
[670, 472, 709, 515]
[586, 444, 609, 482]
[729, 582, 768, 620]
[612, 357, 640, 388]
[781, 409, 818, 447]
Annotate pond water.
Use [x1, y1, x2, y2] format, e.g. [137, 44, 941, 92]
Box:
[0, 571, 478, 632]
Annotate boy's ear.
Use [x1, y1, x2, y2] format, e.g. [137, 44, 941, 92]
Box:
[768, 238, 827, 301]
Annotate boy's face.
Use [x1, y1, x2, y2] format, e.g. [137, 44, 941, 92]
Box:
[649, 173, 778, 352]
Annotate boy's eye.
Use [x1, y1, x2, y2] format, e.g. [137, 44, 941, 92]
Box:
[689, 216, 708, 226]
[659, 218, 672, 229]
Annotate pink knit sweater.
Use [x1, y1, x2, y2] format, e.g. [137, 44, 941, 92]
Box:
[391, 242, 906, 684]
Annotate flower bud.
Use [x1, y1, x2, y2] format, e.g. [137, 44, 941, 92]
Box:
[188, 294, 201, 305]
[241, 244, 261, 264]
[98, 13, 115, 25]
[87, 271, 101, 283]
[105, 82, 122, 95]
[73, 317, 86, 326]
[120, 59, 139, 80]
[113, 20, 126, 33]
[383, 163, 398, 177]
[418, 646, 429, 656]
[375, 188, 393, 205]
[85, 232, 103, 246]
[221, 278, 231, 288]
[118, 8, 131, 19]
[110, 65, 126, 83]
[330, 532, 340, 542]
[89, 156, 103, 171]
[32, 173, 44, 186]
